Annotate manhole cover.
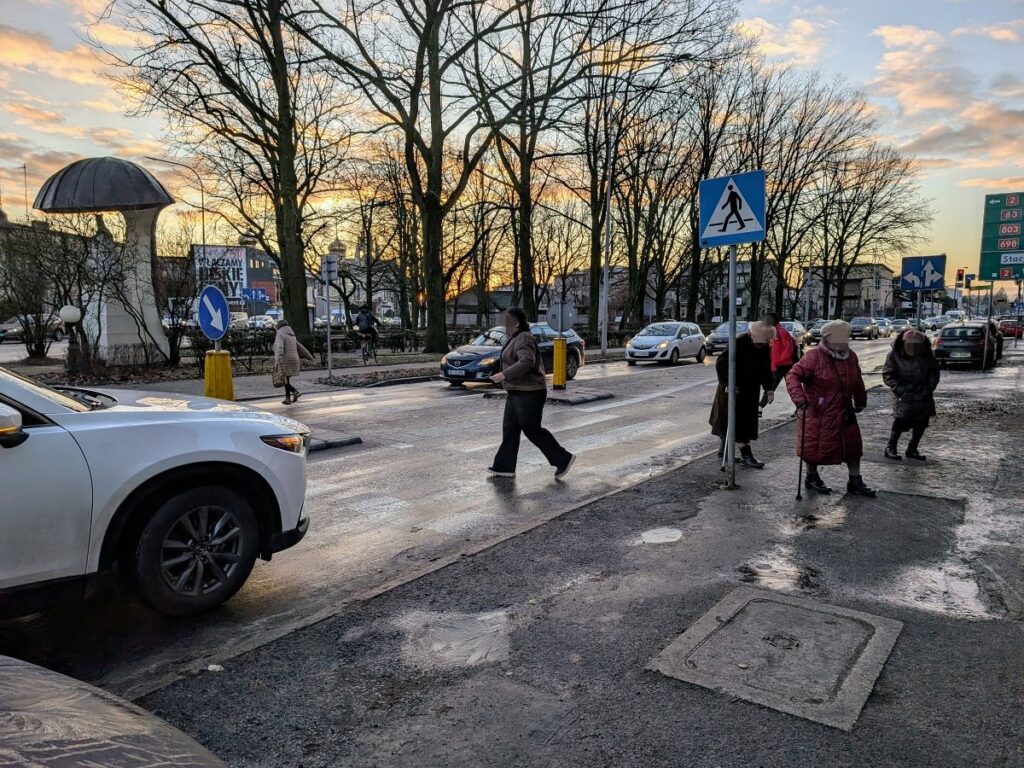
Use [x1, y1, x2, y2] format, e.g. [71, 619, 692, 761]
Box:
[648, 587, 902, 730]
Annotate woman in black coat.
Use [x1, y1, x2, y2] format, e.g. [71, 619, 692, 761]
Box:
[882, 329, 940, 461]
[709, 321, 774, 468]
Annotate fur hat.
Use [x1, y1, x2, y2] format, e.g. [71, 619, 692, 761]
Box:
[820, 320, 851, 343]
[748, 320, 774, 344]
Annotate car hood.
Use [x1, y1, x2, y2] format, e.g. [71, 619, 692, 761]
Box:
[631, 335, 673, 345]
[448, 345, 503, 358]
[72, 388, 310, 433]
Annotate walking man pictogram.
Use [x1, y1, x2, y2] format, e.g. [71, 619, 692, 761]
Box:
[720, 184, 746, 232]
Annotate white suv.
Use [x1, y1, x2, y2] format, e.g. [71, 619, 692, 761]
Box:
[0, 366, 310, 616]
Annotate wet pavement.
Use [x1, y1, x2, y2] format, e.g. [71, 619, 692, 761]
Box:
[135, 354, 1024, 766]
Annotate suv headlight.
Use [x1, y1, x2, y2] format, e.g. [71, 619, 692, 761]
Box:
[479, 356, 499, 367]
[657, 341, 669, 349]
[261, 434, 308, 454]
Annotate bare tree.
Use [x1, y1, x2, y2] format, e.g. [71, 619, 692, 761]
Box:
[104, 0, 351, 345]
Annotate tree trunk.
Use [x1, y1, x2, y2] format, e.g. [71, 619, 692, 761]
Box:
[588, 198, 602, 335]
[422, 200, 448, 352]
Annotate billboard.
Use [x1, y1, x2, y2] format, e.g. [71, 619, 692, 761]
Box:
[194, 246, 248, 303]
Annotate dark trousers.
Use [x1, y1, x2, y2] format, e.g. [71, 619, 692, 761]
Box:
[890, 417, 928, 450]
[284, 378, 298, 400]
[491, 389, 571, 473]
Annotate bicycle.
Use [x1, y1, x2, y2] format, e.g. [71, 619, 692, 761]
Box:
[360, 333, 378, 365]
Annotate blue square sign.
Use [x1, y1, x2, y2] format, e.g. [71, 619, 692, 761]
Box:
[699, 170, 767, 248]
[900, 255, 946, 292]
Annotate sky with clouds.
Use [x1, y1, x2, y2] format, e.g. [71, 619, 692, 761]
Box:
[1, 0, 1023, 277]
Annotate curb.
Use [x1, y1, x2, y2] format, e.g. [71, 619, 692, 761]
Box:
[308, 436, 363, 452]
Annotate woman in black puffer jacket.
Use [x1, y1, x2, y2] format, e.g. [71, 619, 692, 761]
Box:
[882, 329, 941, 461]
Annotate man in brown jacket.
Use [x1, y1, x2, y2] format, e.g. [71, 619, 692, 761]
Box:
[488, 308, 575, 479]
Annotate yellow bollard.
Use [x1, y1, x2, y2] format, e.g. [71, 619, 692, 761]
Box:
[204, 350, 234, 401]
[552, 336, 567, 390]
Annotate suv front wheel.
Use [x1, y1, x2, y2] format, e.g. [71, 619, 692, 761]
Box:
[130, 486, 259, 616]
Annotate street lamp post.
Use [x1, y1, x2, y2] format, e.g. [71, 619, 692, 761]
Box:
[59, 305, 83, 375]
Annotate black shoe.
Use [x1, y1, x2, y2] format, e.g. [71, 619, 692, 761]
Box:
[488, 467, 516, 478]
[555, 454, 576, 480]
[292, 391, 302, 403]
[884, 446, 902, 461]
[282, 398, 292, 405]
[804, 475, 832, 494]
[905, 448, 926, 461]
[739, 447, 764, 469]
[847, 476, 877, 497]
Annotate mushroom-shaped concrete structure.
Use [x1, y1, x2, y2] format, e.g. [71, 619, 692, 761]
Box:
[35, 157, 172, 363]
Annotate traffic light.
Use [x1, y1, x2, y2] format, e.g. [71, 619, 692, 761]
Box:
[965, 275, 973, 289]
[956, 268, 965, 284]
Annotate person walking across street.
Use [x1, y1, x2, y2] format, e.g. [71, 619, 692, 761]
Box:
[274, 320, 313, 405]
[709, 320, 775, 469]
[882, 329, 940, 461]
[489, 308, 575, 480]
[785, 320, 875, 496]
[760, 312, 798, 408]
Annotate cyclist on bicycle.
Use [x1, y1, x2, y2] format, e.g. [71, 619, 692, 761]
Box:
[355, 304, 381, 347]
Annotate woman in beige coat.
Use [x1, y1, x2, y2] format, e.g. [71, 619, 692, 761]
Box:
[274, 320, 313, 404]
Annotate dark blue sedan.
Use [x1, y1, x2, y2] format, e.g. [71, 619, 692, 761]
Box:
[440, 324, 585, 385]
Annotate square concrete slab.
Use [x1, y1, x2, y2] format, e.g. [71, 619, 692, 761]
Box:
[648, 587, 902, 730]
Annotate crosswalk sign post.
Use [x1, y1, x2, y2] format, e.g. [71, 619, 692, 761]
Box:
[198, 285, 234, 401]
[699, 170, 767, 489]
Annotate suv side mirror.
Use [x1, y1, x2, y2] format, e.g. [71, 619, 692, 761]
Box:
[0, 404, 28, 449]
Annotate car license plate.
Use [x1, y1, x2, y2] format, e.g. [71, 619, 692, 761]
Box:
[448, 368, 465, 376]
[951, 351, 970, 359]
[635, 352, 651, 357]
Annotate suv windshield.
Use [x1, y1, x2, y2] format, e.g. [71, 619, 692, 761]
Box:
[638, 323, 681, 337]
[0, 366, 91, 412]
[471, 329, 508, 347]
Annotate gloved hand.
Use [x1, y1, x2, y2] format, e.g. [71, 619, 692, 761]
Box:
[854, 404, 865, 413]
[795, 401, 809, 411]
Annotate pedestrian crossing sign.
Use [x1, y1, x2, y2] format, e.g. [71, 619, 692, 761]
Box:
[699, 170, 766, 248]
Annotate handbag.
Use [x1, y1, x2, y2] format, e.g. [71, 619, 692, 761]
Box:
[272, 362, 287, 388]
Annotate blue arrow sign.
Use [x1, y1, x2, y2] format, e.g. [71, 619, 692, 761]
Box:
[699, 170, 767, 248]
[242, 287, 269, 303]
[900, 255, 947, 292]
[198, 284, 229, 341]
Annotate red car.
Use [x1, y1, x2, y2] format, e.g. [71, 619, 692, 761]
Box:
[998, 319, 1023, 339]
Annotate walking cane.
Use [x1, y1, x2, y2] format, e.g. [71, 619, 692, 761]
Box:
[795, 408, 807, 501]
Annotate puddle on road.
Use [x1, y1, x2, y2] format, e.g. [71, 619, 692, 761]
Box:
[788, 503, 848, 532]
[639, 527, 683, 544]
[738, 545, 820, 591]
[877, 563, 992, 620]
[395, 610, 510, 670]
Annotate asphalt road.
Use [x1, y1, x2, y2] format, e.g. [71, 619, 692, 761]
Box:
[0, 339, 897, 700]
[0, 339, 66, 364]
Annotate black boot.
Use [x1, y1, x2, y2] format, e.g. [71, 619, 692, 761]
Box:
[804, 472, 832, 494]
[739, 445, 764, 469]
[884, 429, 902, 460]
[847, 475, 877, 497]
[906, 429, 926, 461]
[905, 447, 926, 461]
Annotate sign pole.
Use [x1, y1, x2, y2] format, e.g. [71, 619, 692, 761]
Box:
[1016, 279, 1022, 349]
[326, 280, 332, 380]
[726, 243, 737, 489]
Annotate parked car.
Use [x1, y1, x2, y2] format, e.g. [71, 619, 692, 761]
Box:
[229, 311, 250, 330]
[890, 318, 911, 335]
[704, 321, 749, 355]
[440, 324, 585, 385]
[933, 322, 1001, 368]
[0, 315, 65, 343]
[876, 318, 893, 338]
[626, 321, 707, 366]
[0, 365, 310, 617]
[924, 315, 954, 331]
[806, 319, 826, 345]
[997, 319, 1023, 339]
[247, 314, 276, 330]
[849, 317, 879, 340]
[779, 320, 809, 349]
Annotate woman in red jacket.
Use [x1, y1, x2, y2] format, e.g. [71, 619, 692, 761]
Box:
[761, 312, 798, 407]
[785, 320, 876, 497]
